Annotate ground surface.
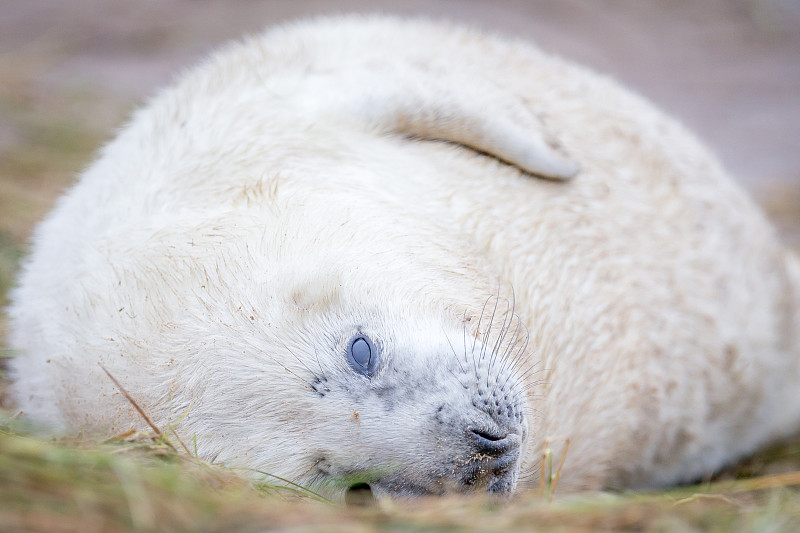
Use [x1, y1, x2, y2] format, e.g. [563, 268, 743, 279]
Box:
[1, 1, 799, 531]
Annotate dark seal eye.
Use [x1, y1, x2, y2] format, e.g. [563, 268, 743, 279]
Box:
[348, 335, 378, 376]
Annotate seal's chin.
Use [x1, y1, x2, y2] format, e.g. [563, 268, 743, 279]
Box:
[363, 472, 520, 500]
[486, 473, 518, 495]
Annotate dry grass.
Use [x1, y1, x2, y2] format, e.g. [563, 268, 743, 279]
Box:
[2, 415, 800, 533]
[1, 420, 339, 533]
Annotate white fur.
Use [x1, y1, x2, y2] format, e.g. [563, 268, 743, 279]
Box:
[8, 15, 800, 496]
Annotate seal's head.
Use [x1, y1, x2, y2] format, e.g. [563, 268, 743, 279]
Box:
[292, 303, 531, 498]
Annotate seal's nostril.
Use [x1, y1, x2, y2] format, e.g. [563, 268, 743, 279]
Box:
[469, 426, 520, 457]
[471, 427, 506, 442]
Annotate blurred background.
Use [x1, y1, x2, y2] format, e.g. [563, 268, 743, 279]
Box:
[1, 0, 799, 332]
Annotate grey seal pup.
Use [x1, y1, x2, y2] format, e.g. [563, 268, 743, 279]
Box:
[8, 15, 800, 499]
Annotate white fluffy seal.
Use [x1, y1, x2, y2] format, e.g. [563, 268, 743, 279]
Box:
[7, 15, 800, 498]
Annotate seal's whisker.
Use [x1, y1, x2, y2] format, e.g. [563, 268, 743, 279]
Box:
[312, 347, 328, 385]
[489, 312, 524, 397]
[502, 313, 524, 367]
[486, 296, 513, 387]
[442, 327, 467, 375]
[255, 350, 312, 389]
[508, 365, 546, 394]
[516, 383, 545, 397]
[517, 467, 542, 481]
[277, 340, 320, 383]
[504, 325, 528, 384]
[501, 365, 534, 401]
[471, 295, 493, 354]
[471, 296, 494, 378]
[509, 321, 532, 372]
[515, 375, 546, 390]
[517, 474, 541, 487]
[446, 367, 469, 389]
[500, 332, 532, 392]
[479, 292, 502, 366]
[493, 308, 521, 378]
[499, 318, 530, 380]
[461, 311, 470, 372]
[517, 460, 543, 485]
[525, 402, 542, 421]
[477, 295, 495, 365]
[520, 406, 542, 432]
[489, 296, 511, 360]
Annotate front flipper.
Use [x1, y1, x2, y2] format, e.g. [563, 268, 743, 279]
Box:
[302, 66, 580, 181]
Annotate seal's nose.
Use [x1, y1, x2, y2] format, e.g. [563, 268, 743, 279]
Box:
[460, 424, 522, 492]
[446, 382, 528, 493]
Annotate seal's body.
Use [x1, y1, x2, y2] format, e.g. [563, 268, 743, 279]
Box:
[8, 16, 800, 497]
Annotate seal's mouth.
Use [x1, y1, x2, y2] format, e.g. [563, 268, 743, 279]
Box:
[345, 483, 376, 507]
